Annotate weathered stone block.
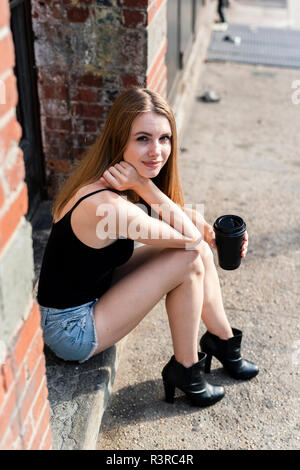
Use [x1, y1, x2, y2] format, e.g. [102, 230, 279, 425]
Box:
[0, 219, 34, 346]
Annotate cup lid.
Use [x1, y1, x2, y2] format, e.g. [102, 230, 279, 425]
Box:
[213, 215, 246, 234]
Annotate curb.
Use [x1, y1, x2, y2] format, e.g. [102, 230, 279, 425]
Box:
[44, 335, 128, 450]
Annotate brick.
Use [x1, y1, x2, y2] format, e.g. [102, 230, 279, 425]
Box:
[45, 117, 71, 132]
[0, 373, 5, 407]
[46, 158, 72, 173]
[0, 183, 28, 254]
[146, 39, 167, 85]
[147, 56, 166, 91]
[0, 384, 17, 442]
[147, 0, 164, 24]
[26, 331, 44, 379]
[0, 33, 15, 76]
[67, 6, 90, 23]
[30, 403, 51, 450]
[4, 148, 25, 193]
[20, 356, 46, 423]
[13, 302, 40, 369]
[0, 1, 10, 28]
[11, 436, 23, 450]
[44, 130, 72, 147]
[71, 102, 106, 118]
[72, 87, 98, 103]
[31, 377, 48, 424]
[122, 74, 144, 88]
[40, 425, 52, 450]
[120, 0, 149, 7]
[0, 180, 5, 210]
[1, 355, 13, 394]
[10, 409, 22, 445]
[49, 2, 64, 21]
[156, 66, 167, 96]
[0, 72, 18, 119]
[0, 118, 23, 161]
[16, 362, 27, 396]
[72, 148, 86, 160]
[44, 145, 74, 161]
[75, 72, 103, 88]
[38, 69, 68, 88]
[73, 119, 97, 133]
[43, 84, 67, 100]
[0, 426, 14, 450]
[122, 9, 147, 27]
[22, 413, 34, 449]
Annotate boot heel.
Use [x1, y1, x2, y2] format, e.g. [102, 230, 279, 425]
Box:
[163, 381, 175, 403]
[204, 353, 212, 373]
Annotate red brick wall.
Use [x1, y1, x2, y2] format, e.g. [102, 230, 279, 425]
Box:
[0, 305, 52, 450]
[31, 0, 168, 198]
[0, 0, 52, 450]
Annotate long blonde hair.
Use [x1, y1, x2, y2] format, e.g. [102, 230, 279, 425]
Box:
[52, 87, 184, 220]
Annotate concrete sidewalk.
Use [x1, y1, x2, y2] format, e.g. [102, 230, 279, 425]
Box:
[96, 6, 300, 451]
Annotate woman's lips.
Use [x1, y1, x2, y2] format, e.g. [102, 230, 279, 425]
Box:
[142, 161, 161, 168]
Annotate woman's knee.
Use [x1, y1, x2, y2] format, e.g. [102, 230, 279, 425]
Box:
[194, 240, 214, 266]
[163, 247, 205, 278]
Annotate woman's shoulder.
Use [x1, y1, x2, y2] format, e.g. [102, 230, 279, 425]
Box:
[54, 182, 118, 223]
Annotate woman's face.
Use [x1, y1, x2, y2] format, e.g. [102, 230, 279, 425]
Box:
[123, 111, 172, 178]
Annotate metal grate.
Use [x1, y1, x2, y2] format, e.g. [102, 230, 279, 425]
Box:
[207, 23, 300, 69]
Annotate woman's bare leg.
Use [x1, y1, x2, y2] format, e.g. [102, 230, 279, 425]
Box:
[92, 247, 204, 367]
[165, 265, 204, 368]
[110, 243, 164, 286]
[111, 242, 233, 345]
[199, 244, 233, 340]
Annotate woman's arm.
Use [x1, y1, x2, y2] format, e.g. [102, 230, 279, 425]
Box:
[134, 178, 202, 244]
[182, 206, 216, 249]
[94, 190, 201, 249]
[183, 206, 249, 257]
[101, 161, 202, 246]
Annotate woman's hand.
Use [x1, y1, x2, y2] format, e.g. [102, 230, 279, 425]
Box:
[241, 231, 248, 258]
[100, 161, 147, 192]
[205, 223, 249, 258]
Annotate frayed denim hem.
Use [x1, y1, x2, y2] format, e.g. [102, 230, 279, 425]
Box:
[78, 302, 99, 364]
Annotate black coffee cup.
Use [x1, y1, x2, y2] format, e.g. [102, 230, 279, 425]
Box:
[213, 215, 246, 270]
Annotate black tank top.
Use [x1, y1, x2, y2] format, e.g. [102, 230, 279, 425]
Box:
[37, 189, 134, 308]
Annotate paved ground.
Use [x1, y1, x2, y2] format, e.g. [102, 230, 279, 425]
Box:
[96, 2, 300, 450]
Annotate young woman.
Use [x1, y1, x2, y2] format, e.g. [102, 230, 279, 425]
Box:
[37, 87, 258, 408]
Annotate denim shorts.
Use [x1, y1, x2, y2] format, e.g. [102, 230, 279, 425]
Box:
[39, 299, 99, 363]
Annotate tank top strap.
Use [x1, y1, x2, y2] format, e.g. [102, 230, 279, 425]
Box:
[70, 188, 121, 214]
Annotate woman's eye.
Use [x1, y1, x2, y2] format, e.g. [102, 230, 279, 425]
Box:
[137, 136, 148, 142]
[160, 135, 171, 141]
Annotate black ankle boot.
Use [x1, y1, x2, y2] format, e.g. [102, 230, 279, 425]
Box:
[161, 352, 225, 407]
[200, 328, 259, 380]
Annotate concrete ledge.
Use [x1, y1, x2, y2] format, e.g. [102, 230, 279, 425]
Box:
[44, 337, 128, 450]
